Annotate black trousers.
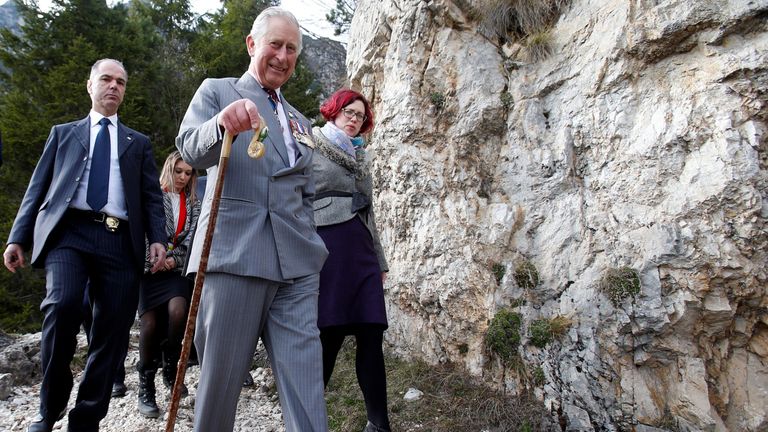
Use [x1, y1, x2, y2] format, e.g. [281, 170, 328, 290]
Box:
[82, 283, 127, 384]
[38, 211, 138, 431]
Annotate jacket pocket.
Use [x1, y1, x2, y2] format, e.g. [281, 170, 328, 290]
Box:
[313, 197, 332, 211]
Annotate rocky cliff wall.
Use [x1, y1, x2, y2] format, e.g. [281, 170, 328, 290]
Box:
[302, 35, 347, 100]
[347, 0, 768, 430]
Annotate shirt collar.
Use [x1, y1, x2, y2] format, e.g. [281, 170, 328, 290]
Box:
[89, 110, 118, 128]
[247, 70, 281, 98]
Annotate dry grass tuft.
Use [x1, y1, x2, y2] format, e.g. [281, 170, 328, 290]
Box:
[476, 0, 569, 61]
[325, 339, 556, 431]
[599, 267, 641, 306]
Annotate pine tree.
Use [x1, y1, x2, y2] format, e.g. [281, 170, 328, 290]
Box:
[0, 0, 196, 332]
[190, 0, 321, 121]
[326, 0, 356, 36]
[0, 0, 324, 332]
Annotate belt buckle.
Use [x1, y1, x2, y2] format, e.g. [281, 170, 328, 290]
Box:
[104, 216, 120, 232]
[92, 212, 106, 223]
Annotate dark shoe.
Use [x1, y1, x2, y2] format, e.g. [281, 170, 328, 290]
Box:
[363, 421, 391, 432]
[26, 409, 64, 432]
[27, 416, 54, 432]
[111, 382, 127, 398]
[137, 365, 160, 418]
[162, 358, 188, 397]
[243, 372, 254, 387]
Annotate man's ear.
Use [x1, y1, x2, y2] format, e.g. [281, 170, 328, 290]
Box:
[246, 34, 256, 57]
[86, 79, 93, 94]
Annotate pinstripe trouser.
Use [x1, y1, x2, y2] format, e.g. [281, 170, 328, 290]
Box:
[39, 210, 138, 431]
[193, 272, 328, 432]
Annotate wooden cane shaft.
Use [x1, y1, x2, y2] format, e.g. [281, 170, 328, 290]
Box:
[165, 131, 234, 432]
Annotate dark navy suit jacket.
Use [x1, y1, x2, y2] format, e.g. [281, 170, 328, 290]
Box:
[7, 116, 165, 271]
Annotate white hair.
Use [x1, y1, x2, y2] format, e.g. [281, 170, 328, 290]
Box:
[250, 7, 303, 55]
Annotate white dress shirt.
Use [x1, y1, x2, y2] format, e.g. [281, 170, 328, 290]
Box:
[70, 111, 129, 219]
[248, 71, 300, 166]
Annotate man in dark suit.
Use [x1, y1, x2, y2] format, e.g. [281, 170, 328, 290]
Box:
[177, 7, 328, 431]
[3, 58, 166, 432]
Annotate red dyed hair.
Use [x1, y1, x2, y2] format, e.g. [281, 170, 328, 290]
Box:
[319, 89, 374, 135]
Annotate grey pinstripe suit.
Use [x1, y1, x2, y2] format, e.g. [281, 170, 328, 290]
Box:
[176, 72, 329, 431]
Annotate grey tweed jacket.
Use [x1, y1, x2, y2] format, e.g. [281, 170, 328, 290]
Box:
[311, 127, 388, 272]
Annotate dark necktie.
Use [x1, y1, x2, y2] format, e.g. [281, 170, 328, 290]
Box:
[264, 88, 279, 112]
[87, 117, 111, 211]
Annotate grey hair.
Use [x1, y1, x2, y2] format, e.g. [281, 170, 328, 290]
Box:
[250, 7, 303, 55]
[90, 58, 128, 81]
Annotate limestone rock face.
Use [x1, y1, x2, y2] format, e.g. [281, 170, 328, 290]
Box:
[347, 0, 768, 430]
[302, 35, 347, 100]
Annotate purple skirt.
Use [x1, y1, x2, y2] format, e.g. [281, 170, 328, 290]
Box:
[317, 216, 387, 329]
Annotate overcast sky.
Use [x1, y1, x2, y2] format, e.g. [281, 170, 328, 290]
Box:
[192, 0, 345, 42]
[5, 0, 346, 42]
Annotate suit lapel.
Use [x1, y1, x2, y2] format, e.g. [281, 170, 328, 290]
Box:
[76, 117, 90, 151]
[233, 73, 290, 166]
[117, 122, 134, 157]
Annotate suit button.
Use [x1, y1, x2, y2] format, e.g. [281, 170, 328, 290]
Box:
[294, 213, 300, 219]
[75, 177, 80, 182]
[83, 156, 87, 161]
[66, 198, 71, 203]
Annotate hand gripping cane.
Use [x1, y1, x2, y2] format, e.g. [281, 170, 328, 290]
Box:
[165, 123, 267, 431]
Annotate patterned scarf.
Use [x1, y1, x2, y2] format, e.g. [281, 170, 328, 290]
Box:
[320, 122, 357, 156]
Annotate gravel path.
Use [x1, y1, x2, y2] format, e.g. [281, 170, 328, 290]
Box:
[0, 329, 287, 432]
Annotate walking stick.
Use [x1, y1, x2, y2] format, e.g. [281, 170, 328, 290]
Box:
[165, 124, 266, 431]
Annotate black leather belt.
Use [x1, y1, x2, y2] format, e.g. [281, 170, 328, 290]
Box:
[68, 208, 123, 232]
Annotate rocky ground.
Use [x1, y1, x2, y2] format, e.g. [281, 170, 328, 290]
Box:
[0, 327, 287, 432]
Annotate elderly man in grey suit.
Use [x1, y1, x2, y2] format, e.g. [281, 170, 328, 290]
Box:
[176, 7, 329, 432]
[3, 59, 166, 432]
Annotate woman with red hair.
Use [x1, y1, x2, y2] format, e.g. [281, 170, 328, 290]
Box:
[312, 89, 391, 432]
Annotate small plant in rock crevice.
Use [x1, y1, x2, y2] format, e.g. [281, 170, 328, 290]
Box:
[522, 30, 553, 62]
[491, 262, 506, 285]
[529, 315, 571, 348]
[600, 266, 641, 306]
[500, 92, 514, 111]
[430, 92, 446, 111]
[514, 260, 540, 290]
[476, 0, 570, 62]
[486, 309, 522, 366]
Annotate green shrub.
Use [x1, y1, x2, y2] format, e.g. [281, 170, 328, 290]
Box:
[0, 269, 46, 333]
[532, 366, 545, 386]
[510, 298, 527, 308]
[529, 315, 571, 348]
[491, 262, 506, 285]
[529, 319, 551, 348]
[430, 92, 446, 111]
[486, 310, 522, 366]
[600, 267, 641, 306]
[514, 260, 539, 289]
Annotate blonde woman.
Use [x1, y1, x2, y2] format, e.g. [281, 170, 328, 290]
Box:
[136, 151, 200, 417]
